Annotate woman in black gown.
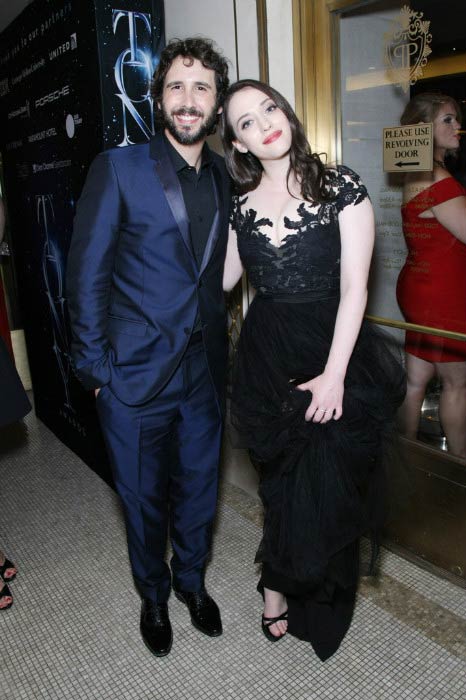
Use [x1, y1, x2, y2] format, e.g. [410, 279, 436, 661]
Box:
[220, 80, 405, 660]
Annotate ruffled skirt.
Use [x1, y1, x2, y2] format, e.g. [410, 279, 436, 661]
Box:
[230, 294, 405, 658]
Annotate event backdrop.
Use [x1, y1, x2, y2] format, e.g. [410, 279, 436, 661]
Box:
[0, 0, 164, 481]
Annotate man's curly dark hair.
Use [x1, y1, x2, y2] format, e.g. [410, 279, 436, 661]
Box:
[151, 37, 230, 129]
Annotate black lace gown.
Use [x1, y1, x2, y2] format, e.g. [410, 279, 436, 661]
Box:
[229, 166, 405, 660]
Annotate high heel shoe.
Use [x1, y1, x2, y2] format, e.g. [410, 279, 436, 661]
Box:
[261, 611, 288, 642]
[0, 583, 13, 611]
[0, 557, 17, 583]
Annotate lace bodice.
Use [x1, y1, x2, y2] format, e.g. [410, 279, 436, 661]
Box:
[230, 165, 368, 298]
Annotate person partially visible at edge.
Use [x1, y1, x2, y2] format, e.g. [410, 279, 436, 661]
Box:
[221, 79, 405, 660]
[396, 93, 466, 458]
[66, 38, 230, 657]
[0, 197, 31, 611]
[0, 198, 14, 357]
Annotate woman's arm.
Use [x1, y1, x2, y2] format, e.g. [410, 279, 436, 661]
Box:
[297, 197, 374, 422]
[403, 171, 466, 243]
[223, 226, 244, 291]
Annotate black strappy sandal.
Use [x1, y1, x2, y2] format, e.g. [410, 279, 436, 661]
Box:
[261, 611, 288, 642]
[0, 557, 17, 583]
[0, 582, 13, 611]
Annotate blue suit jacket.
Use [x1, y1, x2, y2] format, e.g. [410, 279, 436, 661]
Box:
[66, 132, 230, 409]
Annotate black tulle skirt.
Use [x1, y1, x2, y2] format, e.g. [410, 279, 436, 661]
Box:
[230, 293, 405, 659]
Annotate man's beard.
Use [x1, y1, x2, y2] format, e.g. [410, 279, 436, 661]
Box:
[161, 104, 219, 145]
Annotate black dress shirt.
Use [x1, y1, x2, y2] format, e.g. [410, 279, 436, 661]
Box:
[164, 135, 216, 269]
[164, 135, 217, 333]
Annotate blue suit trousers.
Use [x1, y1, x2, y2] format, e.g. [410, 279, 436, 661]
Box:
[96, 338, 222, 603]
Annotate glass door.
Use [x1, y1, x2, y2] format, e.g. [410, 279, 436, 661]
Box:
[293, 0, 466, 582]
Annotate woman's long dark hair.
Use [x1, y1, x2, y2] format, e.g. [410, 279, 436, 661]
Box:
[220, 79, 332, 202]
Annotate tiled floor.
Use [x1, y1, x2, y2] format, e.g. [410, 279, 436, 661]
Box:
[1, 410, 465, 699]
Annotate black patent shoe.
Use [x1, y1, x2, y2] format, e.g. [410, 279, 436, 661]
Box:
[140, 600, 172, 657]
[175, 588, 222, 637]
[261, 611, 288, 642]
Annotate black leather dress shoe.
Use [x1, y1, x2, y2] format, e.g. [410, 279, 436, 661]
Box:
[175, 589, 222, 637]
[140, 599, 172, 657]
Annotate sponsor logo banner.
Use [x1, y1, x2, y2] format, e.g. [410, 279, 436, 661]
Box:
[32, 159, 72, 173]
[35, 85, 70, 108]
[5, 139, 23, 151]
[11, 58, 46, 86]
[7, 101, 30, 120]
[49, 33, 78, 61]
[0, 0, 165, 483]
[28, 128, 58, 143]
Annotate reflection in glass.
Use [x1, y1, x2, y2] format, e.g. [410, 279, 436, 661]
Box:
[419, 378, 447, 451]
[396, 93, 466, 457]
[339, 0, 466, 457]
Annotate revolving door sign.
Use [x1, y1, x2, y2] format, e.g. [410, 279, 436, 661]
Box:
[382, 122, 433, 172]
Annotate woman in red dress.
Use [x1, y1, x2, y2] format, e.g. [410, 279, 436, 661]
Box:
[396, 93, 466, 457]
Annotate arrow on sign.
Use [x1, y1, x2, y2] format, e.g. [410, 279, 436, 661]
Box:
[395, 161, 420, 168]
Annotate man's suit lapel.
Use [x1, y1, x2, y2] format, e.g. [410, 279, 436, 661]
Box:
[150, 133, 194, 258]
[199, 161, 224, 276]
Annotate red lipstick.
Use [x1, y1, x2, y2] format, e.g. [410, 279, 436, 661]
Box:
[263, 130, 282, 145]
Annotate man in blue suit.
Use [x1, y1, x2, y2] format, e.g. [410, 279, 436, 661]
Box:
[67, 38, 230, 657]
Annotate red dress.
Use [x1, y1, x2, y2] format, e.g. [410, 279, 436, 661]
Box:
[396, 177, 466, 362]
